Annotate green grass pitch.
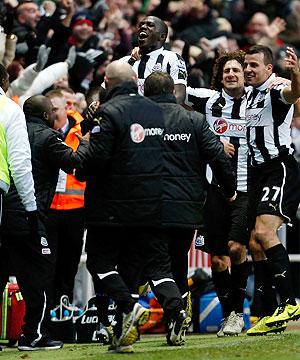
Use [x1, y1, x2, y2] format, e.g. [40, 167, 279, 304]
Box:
[1, 331, 300, 360]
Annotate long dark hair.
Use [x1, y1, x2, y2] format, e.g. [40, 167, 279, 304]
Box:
[211, 50, 245, 91]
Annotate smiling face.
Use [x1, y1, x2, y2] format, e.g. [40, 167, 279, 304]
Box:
[222, 59, 244, 93]
[137, 16, 167, 51]
[244, 52, 273, 87]
[72, 22, 94, 42]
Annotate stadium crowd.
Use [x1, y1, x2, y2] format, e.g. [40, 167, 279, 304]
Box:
[1, 0, 300, 354]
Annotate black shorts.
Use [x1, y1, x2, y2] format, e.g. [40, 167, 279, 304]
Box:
[248, 155, 300, 230]
[203, 185, 249, 256]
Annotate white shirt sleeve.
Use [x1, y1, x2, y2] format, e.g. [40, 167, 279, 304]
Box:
[185, 87, 216, 106]
[22, 62, 68, 99]
[7, 64, 38, 98]
[5, 99, 37, 211]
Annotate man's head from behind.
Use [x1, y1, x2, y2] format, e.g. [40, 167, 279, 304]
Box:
[16, 1, 41, 29]
[244, 45, 273, 87]
[104, 60, 137, 92]
[23, 95, 55, 128]
[144, 72, 174, 97]
[137, 16, 168, 51]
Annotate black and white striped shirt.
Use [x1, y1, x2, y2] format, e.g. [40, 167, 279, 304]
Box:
[120, 47, 187, 95]
[187, 87, 249, 192]
[246, 73, 294, 165]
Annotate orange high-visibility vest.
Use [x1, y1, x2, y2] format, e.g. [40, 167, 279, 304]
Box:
[50, 111, 86, 210]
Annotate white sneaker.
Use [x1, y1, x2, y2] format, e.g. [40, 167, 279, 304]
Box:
[223, 311, 244, 336]
[217, 317, 228, 337]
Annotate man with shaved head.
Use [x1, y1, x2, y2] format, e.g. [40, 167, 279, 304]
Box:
[119, 16, 187, 104]
[0, 95, 89, 351]
[80, 60, 189, 352]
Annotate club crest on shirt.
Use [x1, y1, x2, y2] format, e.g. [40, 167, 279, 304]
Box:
[152, 63, 162, 72]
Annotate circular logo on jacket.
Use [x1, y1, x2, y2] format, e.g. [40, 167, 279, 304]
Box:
[213, 118, 228, 134]
[130, 123, 145, 143]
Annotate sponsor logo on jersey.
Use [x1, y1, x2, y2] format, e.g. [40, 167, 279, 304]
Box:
[213, 118, 246, 135]
[213, 118, 228, 134]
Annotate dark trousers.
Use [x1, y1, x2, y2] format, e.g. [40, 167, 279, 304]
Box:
[86, 226, 184, 320]
[169, 229, 195, 296]
[0, 232, 55, 341]
[46, 208, 84, 305]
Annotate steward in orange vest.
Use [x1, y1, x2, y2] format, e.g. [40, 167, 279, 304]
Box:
[50, 110, 86, 210]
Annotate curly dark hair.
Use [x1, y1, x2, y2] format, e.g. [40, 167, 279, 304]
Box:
[211, 50, 245, 91]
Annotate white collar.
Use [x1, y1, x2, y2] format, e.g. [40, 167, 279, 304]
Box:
[146, 47, 164, 56]
[221, 88, 245, 101]
[255, 73, 276, 92]
[60, 118, 69, 134]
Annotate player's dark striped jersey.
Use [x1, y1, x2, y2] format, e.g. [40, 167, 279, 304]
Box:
[187, 87, 249, 192]
[121, 47, 187, 95]
[246, 73, 294, 165]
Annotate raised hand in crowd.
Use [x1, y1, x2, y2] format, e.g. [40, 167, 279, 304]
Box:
[265, 17, 286, 39]
[65, 45, 77, 69]
[33, 44, 51, 72]
[61, 0, 75, 27]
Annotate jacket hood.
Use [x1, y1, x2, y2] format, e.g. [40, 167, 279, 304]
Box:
[105, 81, 138, 102]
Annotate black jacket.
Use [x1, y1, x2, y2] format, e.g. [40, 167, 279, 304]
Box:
[82, 81, 165, 227]
[152, 94, 236, 228]
[82, 84, 236, 229]
[2, 115, 88, 236]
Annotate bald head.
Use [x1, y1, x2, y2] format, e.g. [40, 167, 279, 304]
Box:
[105, 61, 137, 91]
[23, 95, 55, 128]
